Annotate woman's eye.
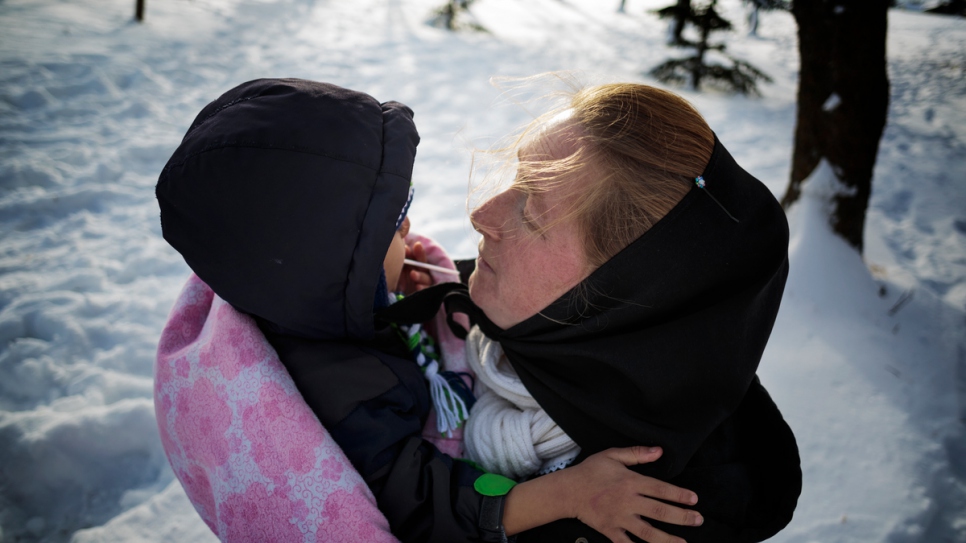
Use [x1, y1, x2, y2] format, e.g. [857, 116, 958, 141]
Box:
[520, 195, 536, 230]
[521, 212, 535, 230]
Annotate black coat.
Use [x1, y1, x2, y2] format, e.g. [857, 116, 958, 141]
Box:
[387, 136, 803, 543]
[260, 324, 489, 541]
[498, 137, 803, 543]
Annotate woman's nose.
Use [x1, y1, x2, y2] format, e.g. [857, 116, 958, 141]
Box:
[470, 190, 515, 240]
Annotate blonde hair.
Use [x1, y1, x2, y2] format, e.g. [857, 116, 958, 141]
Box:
[477, 81, 714, 269]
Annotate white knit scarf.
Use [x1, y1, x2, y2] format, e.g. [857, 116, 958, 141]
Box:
[463, 326, 580, 479]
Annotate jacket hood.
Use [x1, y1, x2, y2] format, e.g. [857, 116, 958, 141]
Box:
[383, 136, 790, 476]
[157, 78, 419, 340]
[380, 133, 798, 540]
[491, 134, 790, 477]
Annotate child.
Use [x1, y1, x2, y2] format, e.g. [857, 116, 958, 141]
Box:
[155, 77, 502, 542]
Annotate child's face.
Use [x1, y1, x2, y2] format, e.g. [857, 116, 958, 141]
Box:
[383, 217, 410, 291]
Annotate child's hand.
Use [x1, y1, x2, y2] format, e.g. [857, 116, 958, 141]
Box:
[503, 446, 701, 543]
[565, 447, 702, 543]
[396, 241, 433, 294]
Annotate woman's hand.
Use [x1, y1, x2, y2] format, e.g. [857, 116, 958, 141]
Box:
[566, 446, 702, 543]
[503, 446, 701, 543]
[395, 240, 433, 294]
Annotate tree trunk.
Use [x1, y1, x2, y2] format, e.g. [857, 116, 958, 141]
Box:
[783, 0, 889, 252]
[671, 0, 691, 44]
[747, 4, 759, 36]
[692, 16, 710, 90]
[444, 1, 456, 30]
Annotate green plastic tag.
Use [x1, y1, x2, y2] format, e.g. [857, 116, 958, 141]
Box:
[473, 473, 517, 497]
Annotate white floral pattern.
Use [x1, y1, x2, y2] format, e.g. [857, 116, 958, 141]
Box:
[154, 274, 398, 543]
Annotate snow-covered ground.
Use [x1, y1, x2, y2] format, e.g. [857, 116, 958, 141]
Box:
[1, 0, 963, 542]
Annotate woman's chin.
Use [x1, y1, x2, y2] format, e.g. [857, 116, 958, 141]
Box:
[467, 269, 484, 304]
[467, 275, 504, 329]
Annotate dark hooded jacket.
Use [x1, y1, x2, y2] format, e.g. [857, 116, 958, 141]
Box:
[510, 135, 803, 542]
[157, 78, 494, 542]
[384, 135, 802, 543]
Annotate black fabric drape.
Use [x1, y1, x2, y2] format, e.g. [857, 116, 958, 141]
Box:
[379, 136, 801, 542]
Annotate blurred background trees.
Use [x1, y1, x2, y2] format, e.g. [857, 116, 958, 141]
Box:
[650, 0, 772, 94]
[430, 0, 486, 31]
[427, 0, 891, 253]
[744, 0, 789, 35]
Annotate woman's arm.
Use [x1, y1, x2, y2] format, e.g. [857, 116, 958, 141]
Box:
[505, 447, 703, 543]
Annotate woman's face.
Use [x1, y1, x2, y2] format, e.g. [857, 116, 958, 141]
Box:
[468, 120, 593, 329]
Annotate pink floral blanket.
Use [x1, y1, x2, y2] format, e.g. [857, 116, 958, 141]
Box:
[154, 234, 466, 542]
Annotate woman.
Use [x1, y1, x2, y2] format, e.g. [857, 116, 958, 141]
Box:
[155, 78, 799, 543]
[437, 82, 802, 542]
[383, 82, 801, 543]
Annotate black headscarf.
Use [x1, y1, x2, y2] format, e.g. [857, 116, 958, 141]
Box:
[484, 134, 789, 475]
[388, 134, 787, 472]
[380, 135, 800, 541]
